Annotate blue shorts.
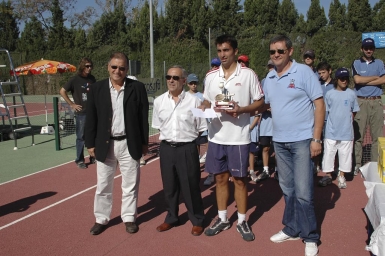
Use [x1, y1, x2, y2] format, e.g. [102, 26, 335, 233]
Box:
[205, 142, 249, 177]
[249, 142, 259, 153]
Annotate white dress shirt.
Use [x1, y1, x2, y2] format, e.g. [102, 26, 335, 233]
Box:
[109, 79, 126, 136]
[152, 90, 207, 142]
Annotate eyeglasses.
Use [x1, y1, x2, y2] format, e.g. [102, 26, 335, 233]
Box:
[363, 47, 374, 51]
[269, 49, 287, 55]
[110, 65, 126, 71]
[85, 65, 93, 68]
[165, 75, 180, 81]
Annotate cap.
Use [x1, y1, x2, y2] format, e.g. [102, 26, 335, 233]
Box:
[335, 68, 350, 78]
[303, 49, 315, 59]
[238, 55, 249, 63]
[362, 38, 375, 48]
[267, 59, 274, 66]
[211, 58, 221, 67]
[187, 73, 199, 84]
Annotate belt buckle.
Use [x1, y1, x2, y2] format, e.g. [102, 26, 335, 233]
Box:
[170, 143, 177, 147]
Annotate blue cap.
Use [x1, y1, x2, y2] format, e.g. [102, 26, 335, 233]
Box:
[335, 68, 350, 78]
[187, 74, 199, 84]
[211, 58, 221, 67]
[362, 38, 375, 48]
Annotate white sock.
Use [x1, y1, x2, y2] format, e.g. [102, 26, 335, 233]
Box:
[263, 166, 269, 173]
[218, 210, 227, 222]
[249, 169, 254, 174]
[238, 212, 246, 224]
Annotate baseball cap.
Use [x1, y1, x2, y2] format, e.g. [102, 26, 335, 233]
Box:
[303, 49, 315, 59]
[187, 73, 199, 84]
[335, 68, 350, 78]
[238, 55, 249, 63]
[267, 59, 274, 66]
[211, 58, 221, 67]
[362, 38, 375, 48]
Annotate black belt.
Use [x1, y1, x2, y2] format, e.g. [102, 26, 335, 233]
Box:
[357, 96, 381, 100]
[110, 135, 126, 141]
[162, 140, 193, 147]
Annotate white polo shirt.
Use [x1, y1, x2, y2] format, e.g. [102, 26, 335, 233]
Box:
[152, 90, 207, 142]
[203, 62, 263, 145]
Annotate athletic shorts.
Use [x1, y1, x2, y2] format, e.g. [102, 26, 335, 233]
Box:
[249, 142, 259, 153]
[196, 135, 208, 145]
[259, 136, 272, 147]
[322, 139, 353, 173]
[205, 142, 249, 177]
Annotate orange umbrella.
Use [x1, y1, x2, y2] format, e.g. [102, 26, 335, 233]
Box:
[11, 59, 76, 76]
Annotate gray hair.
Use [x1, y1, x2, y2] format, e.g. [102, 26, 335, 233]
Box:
[269, 35, 293, 49]
[169, 65, 188, 78]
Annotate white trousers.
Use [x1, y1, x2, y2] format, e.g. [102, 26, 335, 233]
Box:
[322, 139, 353, 173]
[94, 140, 140, 224]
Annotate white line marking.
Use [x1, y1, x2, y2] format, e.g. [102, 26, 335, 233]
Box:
[0, 157, 159, 230]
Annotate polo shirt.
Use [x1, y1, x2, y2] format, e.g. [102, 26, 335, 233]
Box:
[324, 88, 360, 141]
[352, 57, 385, 97]
[203, 62, 263, 145]
[263, 60, 323, 142]
[259, 78, 272, 136]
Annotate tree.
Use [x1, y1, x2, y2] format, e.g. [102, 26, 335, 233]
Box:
[18, 16, 46, 61]
[306, 0, 327, 36]
[276, 0, 298, 34]
[0, 0, 19, 51]
[293, 14, 306, 34]
[328, 0, 347, 31]
[209, 0, 242, 37]
[347, 0, 372, 32]
[190, 0, 209, 41]
[372, 0, 385, 31]
[244, 0, 278, 36]
[47, 0, 65, 51]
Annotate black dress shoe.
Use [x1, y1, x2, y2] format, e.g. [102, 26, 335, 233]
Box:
[125, 222, 139, 233]
[90, 223, 107, 235]
[89, 157, 96, 164]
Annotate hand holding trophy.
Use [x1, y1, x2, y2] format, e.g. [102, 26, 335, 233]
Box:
[215, 82, 234, 110]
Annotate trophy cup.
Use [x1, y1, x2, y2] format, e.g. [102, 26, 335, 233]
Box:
[215, 82, 234, 110]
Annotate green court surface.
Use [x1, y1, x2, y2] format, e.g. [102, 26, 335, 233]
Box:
[0, 133, 78, 183]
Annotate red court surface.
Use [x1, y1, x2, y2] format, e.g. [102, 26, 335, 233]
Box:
[0, 154, 372, 256]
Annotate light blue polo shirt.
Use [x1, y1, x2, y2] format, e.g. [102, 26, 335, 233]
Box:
[259, 78, 273, 136]
[324, 88, 360, 141]
[352, 57, 385, 97]
[263, 60, 323, 142]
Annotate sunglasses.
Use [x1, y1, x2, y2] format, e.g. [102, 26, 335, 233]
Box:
[85, 65, 93, 68]
[165, 75, 180, 81]
[188, 81, 197, 85]
[110, 65, 126, 71]
[269, 49, 287, 55]
[363, 47, 374, 51]
[338, 77, 349, 82]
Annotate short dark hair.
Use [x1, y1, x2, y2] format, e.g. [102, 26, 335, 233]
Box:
[109, 52, 129, 66]
[215, 34, 238, 50]
[78, 57, 93, 75]
[316, 62, 331, 71]
[269, 35, 292, 49]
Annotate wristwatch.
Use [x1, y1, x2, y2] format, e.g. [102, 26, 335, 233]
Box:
[311, 138, 322, 144]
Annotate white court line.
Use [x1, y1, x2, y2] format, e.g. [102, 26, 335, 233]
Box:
[0, 157, 159, 231]
[0, 160, 75, 186]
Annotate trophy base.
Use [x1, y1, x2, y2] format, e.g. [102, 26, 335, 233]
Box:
[215, 101, 234, 110]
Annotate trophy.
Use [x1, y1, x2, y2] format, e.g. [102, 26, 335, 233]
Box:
[215, 82, 234, 110]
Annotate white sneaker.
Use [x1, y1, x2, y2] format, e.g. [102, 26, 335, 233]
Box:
[199, 152, 207, 164]
[305, 242, 318, 256]
[250, 171, 258, 182]
[270, 230, 300, 243]
[203, 174, 214, 186]
[140, 157, 146, 166]
[338, 175, 347, 189]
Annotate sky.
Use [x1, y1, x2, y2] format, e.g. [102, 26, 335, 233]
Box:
[76, 0, 380, 21]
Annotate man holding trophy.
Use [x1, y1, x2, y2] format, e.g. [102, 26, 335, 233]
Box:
[200, 34, 264, 241]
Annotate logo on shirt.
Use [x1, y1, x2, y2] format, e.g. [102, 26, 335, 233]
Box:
[235, 83, 241, 86]
[288, 79, 295, 89]
[344, 100, 348, 106]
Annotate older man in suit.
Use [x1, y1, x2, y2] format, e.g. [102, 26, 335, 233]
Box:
[85, 52, 149, 235]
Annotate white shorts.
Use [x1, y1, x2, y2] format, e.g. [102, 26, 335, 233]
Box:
[322, 139, 353, 173]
